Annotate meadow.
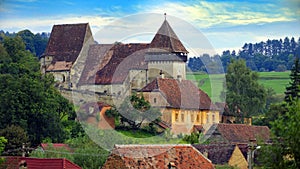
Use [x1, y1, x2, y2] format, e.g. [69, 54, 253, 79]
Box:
[186, 71, 290, 102]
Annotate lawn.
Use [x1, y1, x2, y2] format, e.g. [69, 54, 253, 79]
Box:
[187, 71, 290, 102]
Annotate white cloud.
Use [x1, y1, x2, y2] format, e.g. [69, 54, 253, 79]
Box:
[139, 1, 297, 29]
[0, 15, 115, 33]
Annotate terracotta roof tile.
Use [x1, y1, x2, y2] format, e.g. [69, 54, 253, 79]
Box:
[3, 157, 81, 169]
[79, 43, 150, 85]
[141, 78, 216, 110]
[44, 23, 92, 63]
[150, 20, 188, 54]
[102, 144, 214, 169]
[204, 123, 270, 144]
[46, 61, 73, 71]
[78, 44, 114, 85]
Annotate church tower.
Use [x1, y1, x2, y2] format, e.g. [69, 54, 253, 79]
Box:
[146, 14, 188, 82]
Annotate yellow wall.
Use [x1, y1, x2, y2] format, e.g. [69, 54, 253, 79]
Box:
[169, 109, 219, 125]
[228, 145, 248, 169]
[164, 108, 220, 134]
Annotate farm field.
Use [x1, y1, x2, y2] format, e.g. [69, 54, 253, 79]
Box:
[186, 71, 290, 102]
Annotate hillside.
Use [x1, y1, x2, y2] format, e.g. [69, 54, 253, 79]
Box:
[187, 71, 290, 102]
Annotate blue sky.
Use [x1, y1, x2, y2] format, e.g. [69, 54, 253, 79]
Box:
[0, 0, 299, 55]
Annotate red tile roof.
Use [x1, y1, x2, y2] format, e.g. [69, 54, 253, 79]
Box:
[3, 157, 81, 169]
[204, 123, 270, 144]
[78, 44, 113, 85]
[46, 61, 73, 71]
[141, 78, 217, 110]
[102, 144, 214, 169]
[43, 23, 93, 63]
[80, 43, 149, 85]
[150, 20, 188, 54]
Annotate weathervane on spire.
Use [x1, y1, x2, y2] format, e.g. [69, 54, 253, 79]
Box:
[164, 13, 167, 20]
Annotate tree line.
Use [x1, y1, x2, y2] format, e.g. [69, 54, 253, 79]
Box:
[188, 37, 300, 73]
[0, 30, 49, 57]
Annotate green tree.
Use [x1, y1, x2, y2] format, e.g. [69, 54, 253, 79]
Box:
[224, 59, 266, 122]
[0, 137, 7, 165]
[0, 137, 7, 154]
[0, 125, 29, 156]
[0, 36, 80, 146]
[107, 94, 161, 129]
[285, 58, 300, 103]
[259, 100, 300, 168]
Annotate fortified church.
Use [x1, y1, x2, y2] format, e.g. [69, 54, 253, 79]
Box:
[40, 16, 220, 134]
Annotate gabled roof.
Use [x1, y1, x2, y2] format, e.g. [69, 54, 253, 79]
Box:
[193, 144, 236, 165]
[102, 144, 214, 169]
[43, 23, 93, 63]
[3, 157, 81, 169]
[204, 123, 270, 144]
[80, 43, 149, 85]
[150, 20, 188, 54]
[140, 78, 216, 110]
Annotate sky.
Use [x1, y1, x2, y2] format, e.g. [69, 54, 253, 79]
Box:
[0, 0, 300, 55]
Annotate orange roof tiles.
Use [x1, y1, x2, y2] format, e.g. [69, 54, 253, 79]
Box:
[141, 78, 217, 110]
[46, 61, 73, 71]
[102, 144, 214, 169]
[204, 123, 270, 144]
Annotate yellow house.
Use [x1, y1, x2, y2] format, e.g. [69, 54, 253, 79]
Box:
[140, 77, 219, 135]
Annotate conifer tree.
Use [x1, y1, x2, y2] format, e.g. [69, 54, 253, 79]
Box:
[285, 57, 300, 103]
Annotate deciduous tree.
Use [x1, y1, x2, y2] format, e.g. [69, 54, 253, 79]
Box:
[224, 59, 266, 122]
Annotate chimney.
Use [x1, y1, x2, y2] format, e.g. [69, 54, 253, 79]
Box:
[177, 75, 182, 82]
[159, 70, 164, 79]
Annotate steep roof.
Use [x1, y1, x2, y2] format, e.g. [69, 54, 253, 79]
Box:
[102, 144, 214, 169]
[43, 23, 93, 63]
[78, 44, 114, 85]
[80, 43, 149, 85]
[3, 157, 81, 169]
[150, 20, 188, 54]
[204, 123, 270, 144]
[193, 144, 236, 165]
[140, 78, 216, 110]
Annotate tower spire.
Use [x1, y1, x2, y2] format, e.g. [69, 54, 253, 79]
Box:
[164, 13, 166, 20]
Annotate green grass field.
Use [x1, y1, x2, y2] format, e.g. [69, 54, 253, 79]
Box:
[186, 71, 290, 102]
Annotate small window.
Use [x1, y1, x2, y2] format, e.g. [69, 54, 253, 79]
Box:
[154, 98, 157, 103]
[191, 113, 194, 122]
[181, 113, 184, 122]
[196, 114, 200, 122]
[62, 75, 66, 82]
[212, 114, 215, 123]
[175, 113, 179, 122]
